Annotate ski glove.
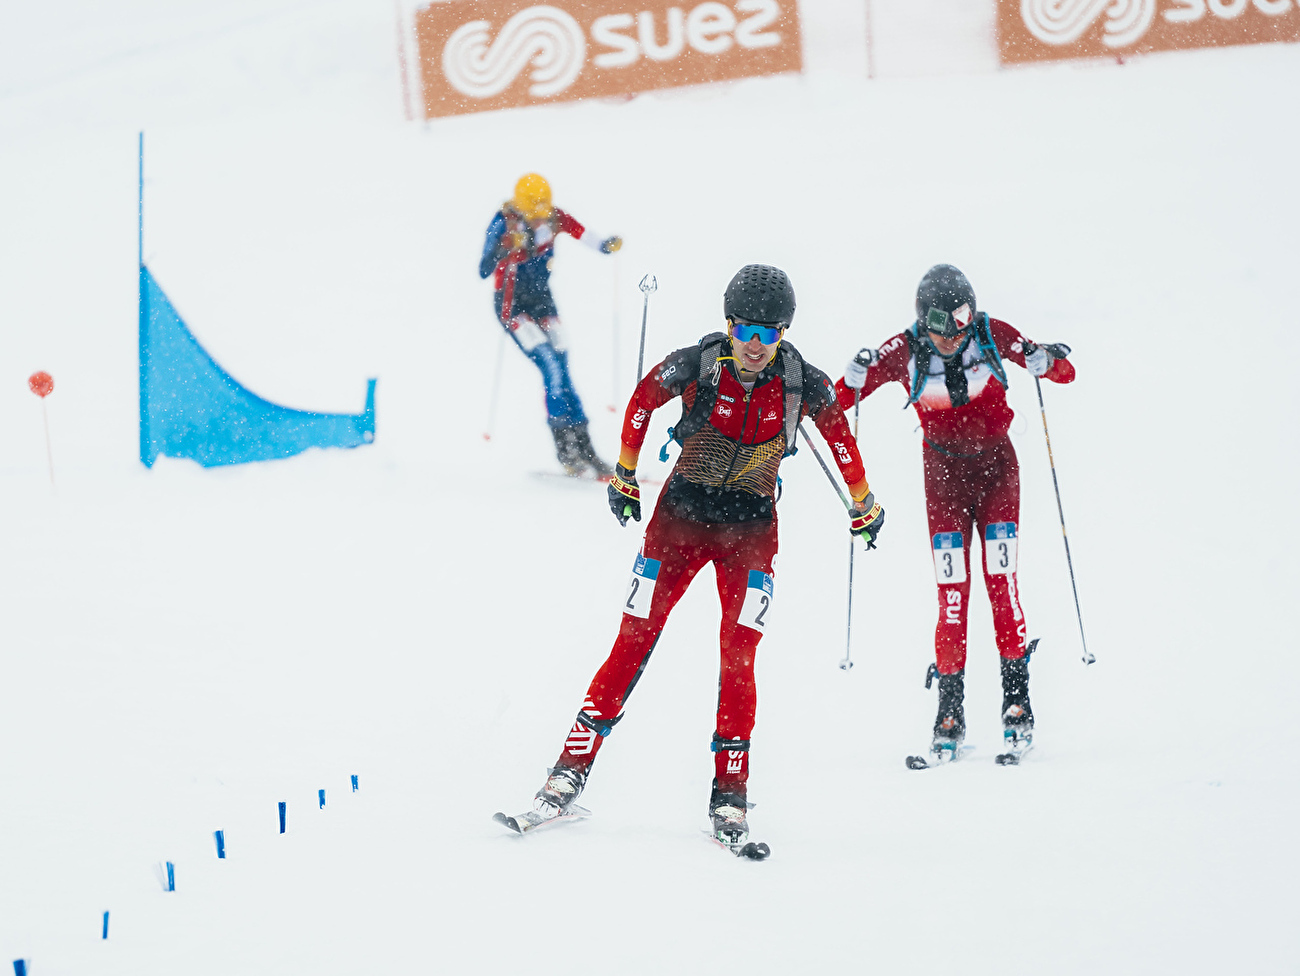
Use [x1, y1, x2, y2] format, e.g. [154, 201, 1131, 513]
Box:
[843, 348, 880, 390]
[849, 493, 885, 549]
[608, 465, 641, 526]
[601, 236, 623, 254]
[1024, 341, 1071, 378]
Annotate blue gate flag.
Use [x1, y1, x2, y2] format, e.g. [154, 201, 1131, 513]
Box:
[138, 266, 375, 468]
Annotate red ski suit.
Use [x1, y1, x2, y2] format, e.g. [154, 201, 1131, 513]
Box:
[557, 338, 870, 795]
[835, 318, 1075, 675]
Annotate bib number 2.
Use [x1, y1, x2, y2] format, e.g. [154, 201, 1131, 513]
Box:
[932, 532, 967, 585]
[737, 570, 775, 632]
[623, 553, 661, 619]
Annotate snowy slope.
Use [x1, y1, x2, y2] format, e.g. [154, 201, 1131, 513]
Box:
[1, 3, 1298, 973]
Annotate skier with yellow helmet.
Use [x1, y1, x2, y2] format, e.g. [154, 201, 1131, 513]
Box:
[479, 174, 623, 476]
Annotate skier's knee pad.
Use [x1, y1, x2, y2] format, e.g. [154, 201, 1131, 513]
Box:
[509, 314, 547, 352]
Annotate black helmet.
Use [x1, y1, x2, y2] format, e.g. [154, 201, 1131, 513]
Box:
[916, 264, 976, 338]
[724, 264, 796, 327]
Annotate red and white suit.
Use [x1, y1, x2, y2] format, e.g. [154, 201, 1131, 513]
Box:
[835, 319, 1075, 674]
[556, 339, 870, 796]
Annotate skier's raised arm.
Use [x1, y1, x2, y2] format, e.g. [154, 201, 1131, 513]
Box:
[988, 318, 1076, 384]
[555, 208, 623, 255]
[834, 332, 914, 410]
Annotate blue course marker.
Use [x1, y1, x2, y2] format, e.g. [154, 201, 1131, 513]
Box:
[215, 830, 226, 859]
[14, 960, 28, 976]
[279, 801, 286, 833]
[351, 775, 358, 792]
[103, 910, 110, 939]
[318, 789, 325, 809]
[166, 861, 175, 892]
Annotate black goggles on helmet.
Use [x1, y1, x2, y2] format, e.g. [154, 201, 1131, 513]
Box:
[924, 303, 973, 339]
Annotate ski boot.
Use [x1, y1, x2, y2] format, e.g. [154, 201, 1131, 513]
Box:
[533, 765, 586, 815]
[708, 780, 750, 847]
[929, 669, 967, 765]
[997, 650, 1035, 765]
[550, 425, 586, 477]
[570, 423, 613, 478]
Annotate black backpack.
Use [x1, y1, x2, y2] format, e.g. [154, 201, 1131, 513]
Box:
[665, 332, 806, 457]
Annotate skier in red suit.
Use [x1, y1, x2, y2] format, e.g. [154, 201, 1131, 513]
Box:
[523, 265, 885, 852]
[835, 264, 1075, 766]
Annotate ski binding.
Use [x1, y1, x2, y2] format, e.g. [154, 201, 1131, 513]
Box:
[705, 830, 770, 860]
[493, 803, 591, 835]
[995, 727, 1034, 766]
[906, 743, 975, 770]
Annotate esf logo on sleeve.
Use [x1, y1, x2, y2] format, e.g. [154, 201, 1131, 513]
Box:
[413, 0, 803, 119]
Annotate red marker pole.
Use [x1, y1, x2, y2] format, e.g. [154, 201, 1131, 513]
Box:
[28, 372, 55, 487]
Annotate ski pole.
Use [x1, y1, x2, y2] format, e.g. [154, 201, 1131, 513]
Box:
[482, 332, 506, 441]
[842, 389, 861, 671]
[636, 274, 657, 382]
[1033, 374, 1094, 666]
[797, 421, 859, 671]
[610, 251, 621, 411]
[841, 533, 856, 671]
[798, 421, 850, 511]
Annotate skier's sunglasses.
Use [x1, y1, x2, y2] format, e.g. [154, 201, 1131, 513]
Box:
[729, 322, 783, 344]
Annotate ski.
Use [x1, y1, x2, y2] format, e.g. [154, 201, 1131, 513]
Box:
[704, 831, 770, 860]
[493, 803, 591, 835]
[531, 470, 613, 485]
[905, 744, 975, 770]
[531, 471, 663, 487]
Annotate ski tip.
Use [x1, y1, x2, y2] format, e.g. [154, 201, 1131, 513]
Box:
[905, 755, 930, 770]
[994, 753, 1021, 766]
[738, 841, 771, 860]
[492, 812, 523, 833]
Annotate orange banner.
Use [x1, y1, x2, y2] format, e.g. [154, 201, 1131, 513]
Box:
[413, 0, 802, 119]
[997, 0, 1300, 64]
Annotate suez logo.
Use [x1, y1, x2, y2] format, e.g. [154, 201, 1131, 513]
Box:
[945, 590, 962, 625]
[999, 0, 1300, 64]
[412, 0, 802, 119]
[586, 2, 784, 67]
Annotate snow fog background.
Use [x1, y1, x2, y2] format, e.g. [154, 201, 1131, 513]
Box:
[1, 1, 1297, 972]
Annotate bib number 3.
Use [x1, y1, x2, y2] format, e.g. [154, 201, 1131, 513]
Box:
[737, 570, 775, 632]
[623, 553, 661, 619]
[984, 522, 1018, 576]
[932, 532, 967, 585]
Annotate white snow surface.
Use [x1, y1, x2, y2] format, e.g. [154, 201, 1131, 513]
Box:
[2, 4, 1298, 973]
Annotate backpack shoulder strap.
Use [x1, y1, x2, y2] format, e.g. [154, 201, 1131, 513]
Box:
[975, 312, 1008, 389]
[905, 322, 929, 406]
[777, 342, 805, 456]
[670, 332, 729, 445]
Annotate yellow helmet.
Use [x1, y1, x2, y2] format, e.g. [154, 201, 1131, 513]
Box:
[512, 173, 552, 220]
